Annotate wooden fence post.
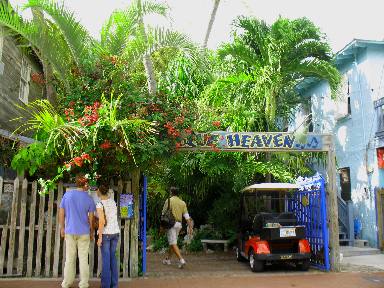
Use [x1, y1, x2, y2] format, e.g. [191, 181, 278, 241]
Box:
[17, 179, 28, 274]
[53, 182, 64, 277]
[7, 177, 20, 275]
[35, 192, 46, 276]
[326, 140, 340, 272]
[26, 181, 37, 277]
[0, 211, 9, 276]
[44, 189, 54, 276]
[129, 169, 140, 277]
[0, 176, 3, 207]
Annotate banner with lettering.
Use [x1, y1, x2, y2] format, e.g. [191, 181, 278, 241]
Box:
[180, 132, 323, 151]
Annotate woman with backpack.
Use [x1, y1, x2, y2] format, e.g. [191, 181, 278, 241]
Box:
[96, 184, 120, 288]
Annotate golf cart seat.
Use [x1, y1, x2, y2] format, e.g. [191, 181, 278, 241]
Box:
[277, 212, 297, 226]
[252, 212, 298, 233]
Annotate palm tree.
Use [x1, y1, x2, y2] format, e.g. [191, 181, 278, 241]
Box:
[0, 0, 202, 98]
[215, 17, 341, 128]
[203, 0, 220, 48]
[101, 0, 202, 95]
[0, 0, 93, 100]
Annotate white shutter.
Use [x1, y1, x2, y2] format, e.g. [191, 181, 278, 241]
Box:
[18, 58, 31, 104]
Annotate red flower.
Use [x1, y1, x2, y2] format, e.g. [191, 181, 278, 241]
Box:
[81, 153, 92, 161]
[175, 116, 185, 125]
[31, 73, 45, 85]
[93, 101, 101, 109]
[184, 128, 193, 135]
[110, 55, 117, 64]
[212, 121, 221, 128]
[69, 101, 75, 108]
[73, 156, 84, 167]
[175, 142, 181, 150]
[100, 140, 112, 149]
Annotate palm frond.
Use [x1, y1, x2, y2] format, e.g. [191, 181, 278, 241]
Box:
[0, 1, 73, 78]
[11, 100, 87, 157]
[23, 0, 93, 68]
[140, 0, 168, 18]
[124, 26, 203, 67]
[291, 58, 341, 96]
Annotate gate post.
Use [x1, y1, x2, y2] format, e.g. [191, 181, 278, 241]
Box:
[326, 138, 340, 271]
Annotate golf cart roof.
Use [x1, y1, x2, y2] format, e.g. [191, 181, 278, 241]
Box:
[241, 183, 299, 193]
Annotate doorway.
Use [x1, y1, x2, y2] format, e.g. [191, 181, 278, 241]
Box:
[339, 167, 351, 202]
[376, 188, 384, 250]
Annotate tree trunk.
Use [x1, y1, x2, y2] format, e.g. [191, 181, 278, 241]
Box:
[137, 0, 157, 96]
[265, 152, 272, 182]
[143, 54, 157, 96]
[203, 0, 220, 48]
[43, 60, 57, 105]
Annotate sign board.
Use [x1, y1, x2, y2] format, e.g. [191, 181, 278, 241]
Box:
[120, 193, 134, 219]
[180, 132, 324, 152]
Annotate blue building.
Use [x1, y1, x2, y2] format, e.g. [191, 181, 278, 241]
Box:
[292, 39, 384, 249]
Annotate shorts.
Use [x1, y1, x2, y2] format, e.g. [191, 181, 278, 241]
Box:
[167, 222, 182, 245]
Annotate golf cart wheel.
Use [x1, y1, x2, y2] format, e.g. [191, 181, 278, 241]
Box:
[249, 250, 264, 272]
[297, 260, 310, 271]
[236, 247, 245, 262]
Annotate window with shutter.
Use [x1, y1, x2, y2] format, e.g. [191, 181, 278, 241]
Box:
[19, 57, 31, 104]
[335, 74, 351, 120]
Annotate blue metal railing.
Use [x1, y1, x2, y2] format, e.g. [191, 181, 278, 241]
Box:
[289, 175, 330, 271]
[139, 176, 148, 275]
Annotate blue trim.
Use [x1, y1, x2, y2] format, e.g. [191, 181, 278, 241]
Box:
[320, 178, 330, 271]
[142, 176, 147, 274]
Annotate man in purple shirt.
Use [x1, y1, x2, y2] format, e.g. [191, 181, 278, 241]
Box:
[59, 174, 96, 288]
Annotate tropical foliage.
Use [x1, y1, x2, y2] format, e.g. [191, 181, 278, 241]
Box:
[2, 1, 339, 232]
[200, 16, 341, 131]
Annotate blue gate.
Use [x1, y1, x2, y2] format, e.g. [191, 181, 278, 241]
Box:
[139, 175, 148, 274]
[288, 174, 330, 271]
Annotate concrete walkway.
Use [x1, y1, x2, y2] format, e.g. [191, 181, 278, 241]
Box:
[342, 254, 384, 270]
[1, 273, 384, 288]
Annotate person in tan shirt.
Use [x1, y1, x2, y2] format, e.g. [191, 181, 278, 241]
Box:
[162, 187, 193, 268]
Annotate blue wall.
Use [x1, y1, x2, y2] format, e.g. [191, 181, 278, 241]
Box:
[295, 43, 384, 247]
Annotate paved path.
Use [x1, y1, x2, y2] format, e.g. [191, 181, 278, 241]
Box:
[1, 272, 384, 288]
[342, 254, 384, 270]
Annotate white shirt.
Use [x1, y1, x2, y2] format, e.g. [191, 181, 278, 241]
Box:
[96, 198, 120, 235]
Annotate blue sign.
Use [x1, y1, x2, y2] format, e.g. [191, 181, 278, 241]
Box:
[120, 193, 134, 219]
[180, 132, 323, 151]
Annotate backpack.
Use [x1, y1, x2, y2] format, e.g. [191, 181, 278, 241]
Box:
[161, 197, 176, 229]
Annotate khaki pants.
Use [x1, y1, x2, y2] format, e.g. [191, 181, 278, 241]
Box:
[62, 234, 90, 288]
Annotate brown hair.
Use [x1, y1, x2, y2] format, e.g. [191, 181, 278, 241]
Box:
[75, 173, 88, 188]
[170, 186, 179, 196]
[98, 184, 109, 196]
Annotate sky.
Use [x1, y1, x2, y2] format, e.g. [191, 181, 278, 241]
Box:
[9, 0, 384, 53]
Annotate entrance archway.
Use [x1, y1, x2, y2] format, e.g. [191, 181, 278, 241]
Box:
[177, 131, 340, 271]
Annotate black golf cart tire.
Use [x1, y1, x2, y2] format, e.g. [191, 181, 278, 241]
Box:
[249, 250, 264, 272]
[236, 247, 245, 262]
[297, 260, 310, 271]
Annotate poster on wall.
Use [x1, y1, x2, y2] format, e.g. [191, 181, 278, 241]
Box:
[120, 193, 134, 219]
[377, 148, 384, 169]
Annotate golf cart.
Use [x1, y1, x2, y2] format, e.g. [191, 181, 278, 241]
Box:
[236, 183, 311, 272]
